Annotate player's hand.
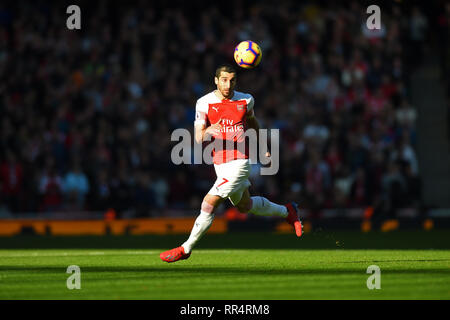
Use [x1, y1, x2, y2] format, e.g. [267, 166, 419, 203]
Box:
[205, 118, 223, 137]
[262, 151, 271, 167]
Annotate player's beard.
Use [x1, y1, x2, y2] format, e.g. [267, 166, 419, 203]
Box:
[219, 87, 233, 99]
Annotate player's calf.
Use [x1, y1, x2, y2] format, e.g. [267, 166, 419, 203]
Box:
[248, 196, 288, 217]
[236, 199, 252, 213]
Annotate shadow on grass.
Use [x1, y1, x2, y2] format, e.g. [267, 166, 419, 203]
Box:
[335, 259, 450, 263]
[0, 265, 449, 276]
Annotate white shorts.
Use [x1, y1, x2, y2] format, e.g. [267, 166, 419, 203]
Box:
[208, 159, 251, 205]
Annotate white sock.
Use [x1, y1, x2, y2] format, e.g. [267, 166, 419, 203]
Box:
[182, 211, 215, 254]
[248, 196, 288, 218]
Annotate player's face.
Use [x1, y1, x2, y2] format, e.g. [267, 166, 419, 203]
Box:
[215, 71, 236, 99]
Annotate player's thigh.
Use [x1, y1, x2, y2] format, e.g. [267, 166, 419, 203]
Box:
[235, 188, 252, 213]
[203, 193, 226, 209]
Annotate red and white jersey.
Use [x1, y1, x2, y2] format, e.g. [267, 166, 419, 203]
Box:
[194, 90, 254, 165]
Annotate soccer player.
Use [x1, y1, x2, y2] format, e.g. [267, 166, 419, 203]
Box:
[160, 65, 302, 263]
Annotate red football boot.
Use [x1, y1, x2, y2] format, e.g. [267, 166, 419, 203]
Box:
[285, 202, 303, 237]
[160, 246, 191, 263]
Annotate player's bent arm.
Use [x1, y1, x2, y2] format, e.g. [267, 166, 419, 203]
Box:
[194, 124, 207, 144]
[194, 109, 221, 143]
[246, 109, 271, 157]
[246, 109, 260, 132]
[194, 123, 221, 144]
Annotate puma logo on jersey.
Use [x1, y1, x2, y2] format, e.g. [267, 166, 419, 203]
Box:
[212, 106, 219, 112]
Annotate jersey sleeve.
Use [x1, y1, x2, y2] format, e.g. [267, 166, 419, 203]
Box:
[246, 94, 255, 114]
[194, 99, 209, 126]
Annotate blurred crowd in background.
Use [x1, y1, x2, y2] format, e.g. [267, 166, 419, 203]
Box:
[0, 0, 448, 218]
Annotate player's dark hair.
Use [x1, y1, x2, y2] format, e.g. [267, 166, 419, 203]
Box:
[215, 64, 237, 78]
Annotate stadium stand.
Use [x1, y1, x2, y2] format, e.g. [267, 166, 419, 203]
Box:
[0, 0, 447, 221]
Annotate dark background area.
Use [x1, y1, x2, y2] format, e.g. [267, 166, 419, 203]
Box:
[1, 231, 449, 249]
[0, 0, 449, 223]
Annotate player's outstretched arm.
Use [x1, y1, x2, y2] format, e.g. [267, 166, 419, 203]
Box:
[246, 109, 260, 132]
[246, 109, 271, 158]
[246, 109, 264, 152]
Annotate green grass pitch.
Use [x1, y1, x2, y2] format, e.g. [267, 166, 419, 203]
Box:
[0, 231, 449, 299]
